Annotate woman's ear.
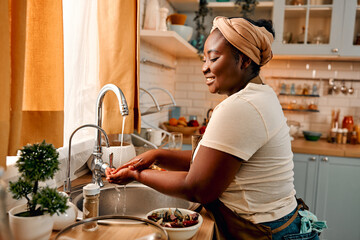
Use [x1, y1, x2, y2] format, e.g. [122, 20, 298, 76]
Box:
[240, 54, 252, 69]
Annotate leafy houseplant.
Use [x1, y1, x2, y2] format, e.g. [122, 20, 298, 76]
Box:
[235, 0, 259, 18]
[193, 0, 210, 54]
[9, 140, 68, 217]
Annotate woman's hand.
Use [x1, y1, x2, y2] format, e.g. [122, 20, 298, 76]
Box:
[105, 150, 158, 184]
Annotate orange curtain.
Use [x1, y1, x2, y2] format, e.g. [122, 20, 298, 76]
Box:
[0, 0, 12, 168]
[0, 0, 64, 167]
[97, 0, 140, 135]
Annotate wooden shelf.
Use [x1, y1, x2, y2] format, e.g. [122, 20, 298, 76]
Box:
[279, 93, 320, 97]
[208, 1, 273, 12]
[283, 108, 319, 112]
[140, 30, 198, 58]
[167, 0, 273, 13]
[168, 0, 198, 12]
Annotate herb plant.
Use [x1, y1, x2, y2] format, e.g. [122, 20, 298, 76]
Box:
[9, 140, 68, 217]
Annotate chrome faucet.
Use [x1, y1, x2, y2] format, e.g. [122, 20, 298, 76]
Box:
[64, 124, 112, 197]
[92, 84, 129, 186]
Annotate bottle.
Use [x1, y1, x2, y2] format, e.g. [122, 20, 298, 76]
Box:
[350, 131, 358, 145]
[336, 128, 343, 144]
[83, 183, 100, 231]
[342, 128, 348, 144]
[0, 167, 14, 240]
[330, 128, 337, 143]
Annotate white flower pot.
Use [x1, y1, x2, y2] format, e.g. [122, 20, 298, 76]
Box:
[9, 204, 53, 240]
[52, 196, 78, 230]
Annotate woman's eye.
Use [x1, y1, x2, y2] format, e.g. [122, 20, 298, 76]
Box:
[210, 57, 219, 62]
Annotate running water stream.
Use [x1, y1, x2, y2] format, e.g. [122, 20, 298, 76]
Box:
[115, 117, 127, 215]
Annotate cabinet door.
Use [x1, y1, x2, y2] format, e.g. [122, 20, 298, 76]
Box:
[292, 153, 318, 212]
[340, 0, 360, 56]
[315, 156, 360, 240]
[272, 0, 345, 56]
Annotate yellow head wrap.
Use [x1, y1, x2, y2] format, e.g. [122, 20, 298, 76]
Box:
[211, 16, 274, 66]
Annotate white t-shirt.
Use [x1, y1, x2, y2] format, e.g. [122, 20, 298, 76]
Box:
[195, 82, 297, 224]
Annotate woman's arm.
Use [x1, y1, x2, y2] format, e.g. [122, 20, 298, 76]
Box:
[105, 149, 192, 177]
[107, 145, 242, 204]
[153, 149, 192, 171]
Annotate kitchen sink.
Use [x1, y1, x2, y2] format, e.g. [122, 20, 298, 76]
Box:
[70, 182, 200, 218]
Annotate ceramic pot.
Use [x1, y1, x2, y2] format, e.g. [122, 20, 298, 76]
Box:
[9, 204, 53, 240]
[52, 192, 78, 230]
[87, 142, 136, 169]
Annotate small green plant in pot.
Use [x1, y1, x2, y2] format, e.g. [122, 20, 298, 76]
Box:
[9, 140, 68, 217]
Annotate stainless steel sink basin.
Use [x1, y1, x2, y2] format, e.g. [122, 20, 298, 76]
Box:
[70, 182, 200, 218]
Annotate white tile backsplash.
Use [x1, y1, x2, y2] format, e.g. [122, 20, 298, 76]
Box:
[140, 41, 360, 137]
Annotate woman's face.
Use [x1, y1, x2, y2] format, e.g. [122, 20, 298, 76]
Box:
[202, 30, 245, 96]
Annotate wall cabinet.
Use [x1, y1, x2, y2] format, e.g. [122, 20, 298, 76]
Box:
[167, 0, 360, 57]
[272, 0, 360, 57]
[293, 153, 360, 240]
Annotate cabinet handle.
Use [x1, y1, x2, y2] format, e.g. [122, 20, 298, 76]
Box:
[331, 48, 339, 53]
[309, 157, 317, 161]
[322, 157, 329, 162]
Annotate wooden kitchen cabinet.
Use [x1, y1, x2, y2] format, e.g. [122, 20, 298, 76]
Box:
[293, 153, 360, 240]
[272, 0, 360, 57]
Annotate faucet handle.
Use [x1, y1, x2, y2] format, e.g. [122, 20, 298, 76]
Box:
[109, 152, 114, 169]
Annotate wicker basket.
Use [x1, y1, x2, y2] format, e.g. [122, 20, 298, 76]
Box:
[163, 123, 199, 136]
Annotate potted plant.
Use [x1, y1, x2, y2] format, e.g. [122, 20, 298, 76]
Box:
[8, 140, 68, 240]
[235, 0, 259, 17]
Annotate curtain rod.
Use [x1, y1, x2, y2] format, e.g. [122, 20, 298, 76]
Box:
[140, 58, 176, 70]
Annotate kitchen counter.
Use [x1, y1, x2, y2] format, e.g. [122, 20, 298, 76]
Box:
[51, 175, 214, 240]
[291, 138, 360, 158]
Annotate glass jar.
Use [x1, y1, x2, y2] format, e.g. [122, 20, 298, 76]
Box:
[350, 131, 358, 145]
[336, 128, 343, 144]
[342, 116, 354, 132]
[83, 183, 100, 231]
[330, 128, 337, 143]
[342, 128, 348, 144]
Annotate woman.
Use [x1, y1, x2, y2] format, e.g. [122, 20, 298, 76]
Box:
[106, 17, 320, 240]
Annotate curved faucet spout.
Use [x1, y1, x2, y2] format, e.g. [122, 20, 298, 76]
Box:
[64, 124, 111, 197]
[95, 84, 129, 152]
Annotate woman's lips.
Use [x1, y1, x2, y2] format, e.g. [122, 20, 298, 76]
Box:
[206, 77, 215, 85]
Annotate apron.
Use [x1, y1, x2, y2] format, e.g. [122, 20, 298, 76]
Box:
[203, 198, 308, 240]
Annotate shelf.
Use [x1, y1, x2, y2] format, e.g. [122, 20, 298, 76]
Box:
[168, 0, 198, 12]
[140, 30, 197, 58]
[279, 93, 320, 97]
[167, 0, 273, 13]
[283, 108, 319, 112]
[208, 1, 273, 12]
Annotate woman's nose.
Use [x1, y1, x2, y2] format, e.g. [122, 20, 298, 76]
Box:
[202, 62, 210, 74]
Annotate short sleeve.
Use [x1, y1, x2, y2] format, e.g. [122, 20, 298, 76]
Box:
[201, 97, 268, 160]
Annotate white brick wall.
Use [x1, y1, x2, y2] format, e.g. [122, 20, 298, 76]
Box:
[171, 58, 360, 137]
[140, 40, 360, 138]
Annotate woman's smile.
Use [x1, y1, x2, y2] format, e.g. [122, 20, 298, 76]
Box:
[206, 77, 215, 85]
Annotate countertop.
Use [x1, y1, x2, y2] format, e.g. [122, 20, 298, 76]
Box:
[183, 136, 360, 158]
[291, 138, 360, 158]
[51, 175, 214, 240]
